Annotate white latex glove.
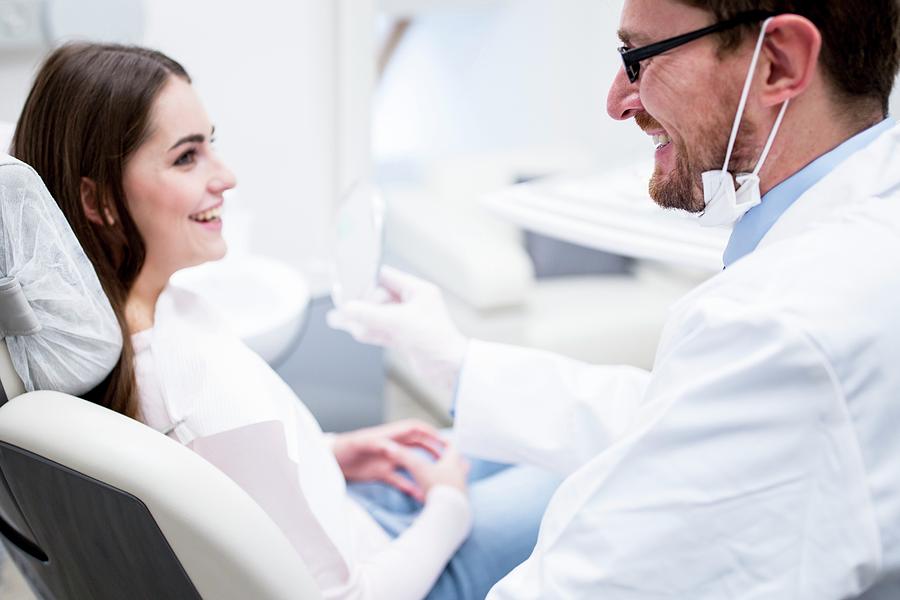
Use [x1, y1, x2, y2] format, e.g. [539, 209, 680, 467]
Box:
[327, 266, 469, 392]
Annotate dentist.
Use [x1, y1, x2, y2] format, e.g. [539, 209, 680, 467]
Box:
[330, 1, 900, 597]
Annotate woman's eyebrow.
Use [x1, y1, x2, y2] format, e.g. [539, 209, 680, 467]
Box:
[168, 134, 204, 150]
[168, 126, 216, 151]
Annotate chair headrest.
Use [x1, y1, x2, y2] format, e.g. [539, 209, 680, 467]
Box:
[0, 154, 122, 395]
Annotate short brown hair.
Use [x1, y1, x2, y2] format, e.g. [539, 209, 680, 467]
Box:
[680, 0, 900, 115]
[13, 43, 190, 419]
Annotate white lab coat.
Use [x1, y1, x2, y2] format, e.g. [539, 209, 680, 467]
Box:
[454, 122, 900, 599]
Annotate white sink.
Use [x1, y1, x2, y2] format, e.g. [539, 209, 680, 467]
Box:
[172, 254, 311, 365]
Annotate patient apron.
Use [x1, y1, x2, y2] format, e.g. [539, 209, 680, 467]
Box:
[132, 285, 391, 592]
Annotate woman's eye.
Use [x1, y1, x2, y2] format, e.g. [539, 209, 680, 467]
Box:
[174, 149, 197, 166]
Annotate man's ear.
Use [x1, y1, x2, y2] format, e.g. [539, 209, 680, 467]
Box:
[80, 177, 116, 226]
[759, 15, 822, 107]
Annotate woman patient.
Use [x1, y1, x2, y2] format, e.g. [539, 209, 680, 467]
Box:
[13, 43, 557, 599]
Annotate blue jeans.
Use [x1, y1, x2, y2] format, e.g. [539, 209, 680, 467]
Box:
[348, 457, 559, 600]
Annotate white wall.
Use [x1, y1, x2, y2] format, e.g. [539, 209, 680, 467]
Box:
[0, 1, 375, 287]
[0, 49, 43, 127]
[0, 0, 148, 137]
[144, 0, 374, 284]
[374, 0, 643, 169]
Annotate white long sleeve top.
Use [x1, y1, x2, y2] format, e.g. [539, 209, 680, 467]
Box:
[132, 285, 471, 600]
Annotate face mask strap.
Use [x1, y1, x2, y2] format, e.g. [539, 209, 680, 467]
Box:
[720, 16, 776, 173]
[751, 98, 790, 177]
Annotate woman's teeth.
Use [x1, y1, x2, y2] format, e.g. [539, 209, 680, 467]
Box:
[653, 133, 672, 150]
[189, 206, 222, 223]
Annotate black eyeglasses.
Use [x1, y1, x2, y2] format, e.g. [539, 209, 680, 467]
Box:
[618, 10, 775, 83]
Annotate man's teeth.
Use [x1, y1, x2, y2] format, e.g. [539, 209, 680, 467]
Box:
[653, 133, 672, 150]
[189, 206, 222, 223]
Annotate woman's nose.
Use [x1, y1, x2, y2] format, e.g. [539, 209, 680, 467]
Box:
[210, 158, 237, 193]
[607, 67, 643, 121]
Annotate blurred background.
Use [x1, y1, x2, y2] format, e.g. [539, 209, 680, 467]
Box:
[1, 2, 899, 595]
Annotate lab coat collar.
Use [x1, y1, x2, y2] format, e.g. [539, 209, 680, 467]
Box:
[723, 118, 895, 267]
[756, 120, 900, 253]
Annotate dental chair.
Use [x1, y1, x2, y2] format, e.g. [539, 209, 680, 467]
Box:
[0, 154, 322, 599]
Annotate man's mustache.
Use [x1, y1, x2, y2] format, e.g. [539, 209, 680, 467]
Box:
[635, 112, 663, 133]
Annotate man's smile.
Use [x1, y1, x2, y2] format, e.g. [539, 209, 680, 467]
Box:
[652, 132, 672, 150]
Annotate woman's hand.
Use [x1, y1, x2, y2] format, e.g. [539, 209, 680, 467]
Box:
[394, 442, 470, 501]
[332, 419, 447, 499]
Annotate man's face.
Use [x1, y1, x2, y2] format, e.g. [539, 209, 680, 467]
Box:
[608, 0, 762, 212]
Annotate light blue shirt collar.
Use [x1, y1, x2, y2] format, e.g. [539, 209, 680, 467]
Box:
[723, 117, 895, 268]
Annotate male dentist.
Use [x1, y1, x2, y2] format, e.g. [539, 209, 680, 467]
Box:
[330, 1, 900, 597]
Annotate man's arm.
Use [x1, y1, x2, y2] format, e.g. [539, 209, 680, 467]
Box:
[487, 306, 880, 599]
[454, 339, 651, 475]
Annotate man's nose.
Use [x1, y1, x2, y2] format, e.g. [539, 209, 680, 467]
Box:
[607, 67, 643, 121]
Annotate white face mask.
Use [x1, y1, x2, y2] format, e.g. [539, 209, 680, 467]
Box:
[699, 17, 790, 228]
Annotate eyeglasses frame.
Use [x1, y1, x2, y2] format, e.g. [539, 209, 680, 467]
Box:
[618, 10, 776, 83]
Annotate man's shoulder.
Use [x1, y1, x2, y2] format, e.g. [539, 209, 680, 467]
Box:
[671, 205, 900, 368]
[745, 194, 900, 295]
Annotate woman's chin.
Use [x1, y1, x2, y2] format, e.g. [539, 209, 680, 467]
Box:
[177, 242, 228, 272]
[204, 245, 228, 265]
[210, 241, 228, 262]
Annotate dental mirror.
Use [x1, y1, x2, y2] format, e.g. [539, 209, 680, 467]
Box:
[331, 180, 385, 308]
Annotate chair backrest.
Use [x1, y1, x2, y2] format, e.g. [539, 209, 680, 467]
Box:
[0, 341, 321, 600]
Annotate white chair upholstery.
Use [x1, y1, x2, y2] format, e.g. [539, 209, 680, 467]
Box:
[0, 341, 322, 599]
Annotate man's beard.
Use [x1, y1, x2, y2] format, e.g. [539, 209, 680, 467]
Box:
[636, 111, 760, 214]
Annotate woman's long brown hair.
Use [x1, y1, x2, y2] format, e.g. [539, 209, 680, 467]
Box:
[12, 43, 190, 419]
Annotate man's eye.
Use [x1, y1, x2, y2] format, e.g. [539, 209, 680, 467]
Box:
[174, 149, 196, 166]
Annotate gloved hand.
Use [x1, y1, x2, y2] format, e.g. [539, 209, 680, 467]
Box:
[327, 266, 469, 392]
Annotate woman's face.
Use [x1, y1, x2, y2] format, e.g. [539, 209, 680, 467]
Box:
[122, 76, 236, 277]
